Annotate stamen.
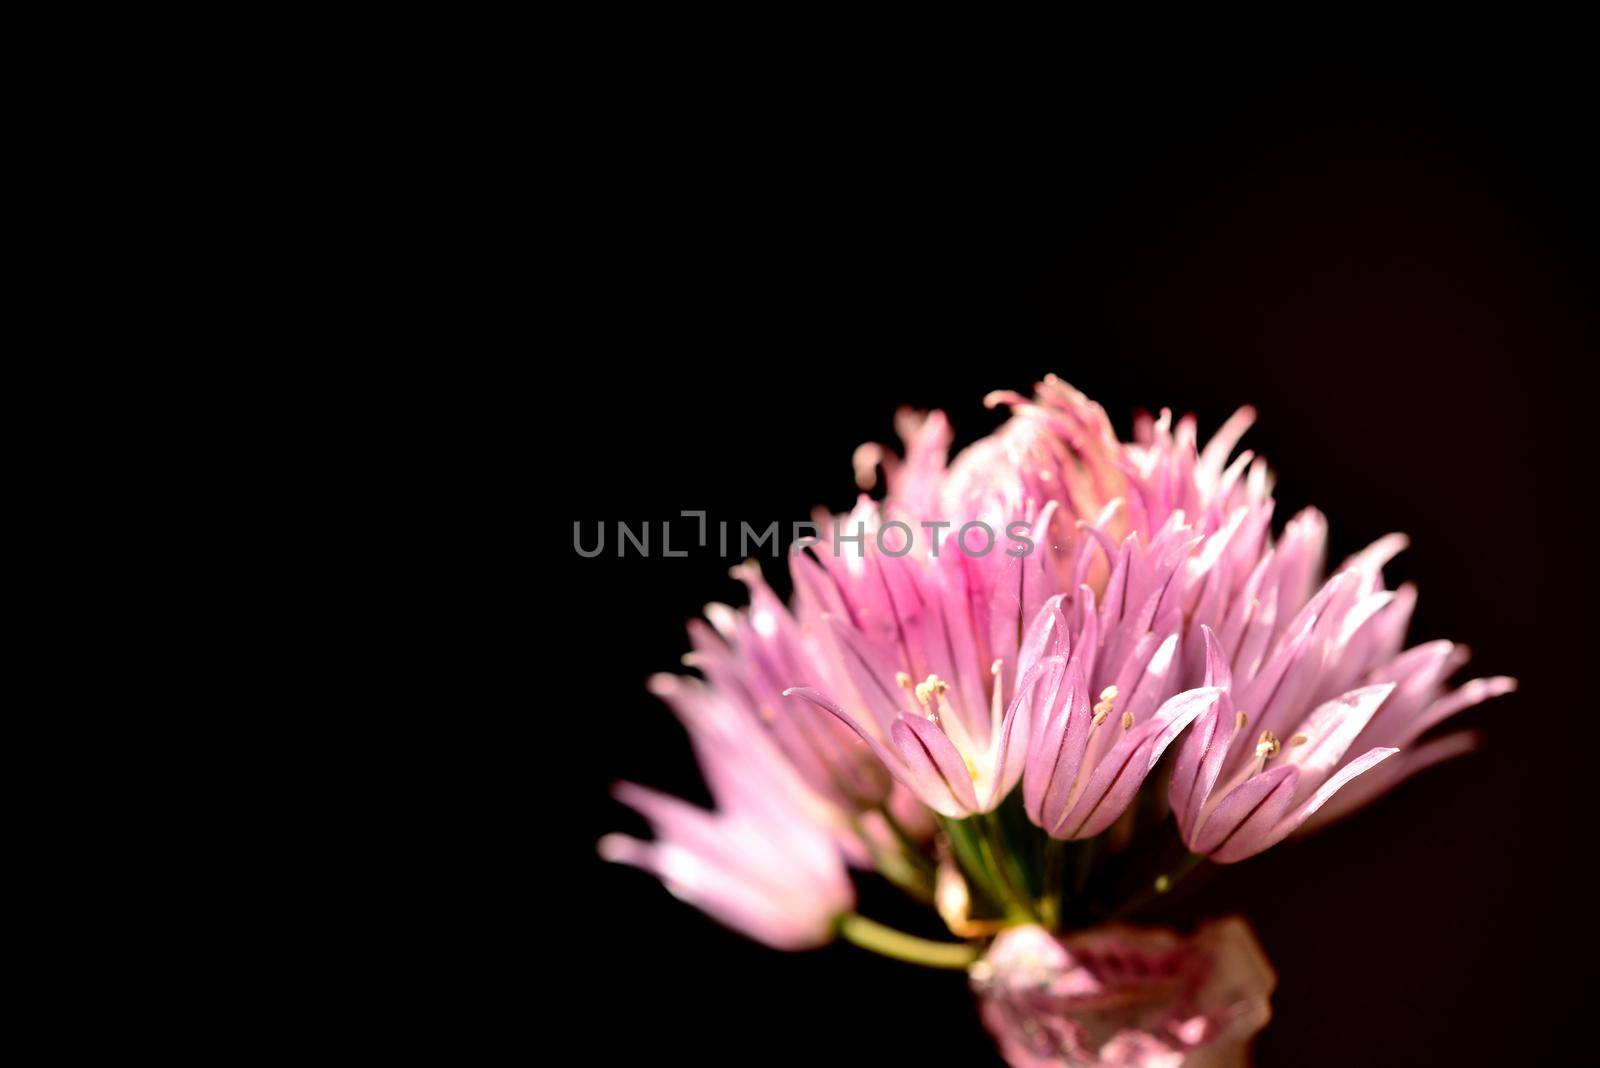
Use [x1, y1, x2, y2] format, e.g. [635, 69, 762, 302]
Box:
[895, 671, 913, 691]
[1091, 685, 1122, 727]
[1121, 710, 1134, 731]
[990, 659, 1003, 677]
[1255, 730, 1280, 760]
[1289, 734, 1308, 748]
[913, 674, 950, 722]
[1235, 710, 1248, 730]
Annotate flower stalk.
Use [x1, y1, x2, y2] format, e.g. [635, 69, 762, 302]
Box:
[837, 914, 979, 970]
[1110, 851, 1208, 921]
[978, 811, 1038, 923]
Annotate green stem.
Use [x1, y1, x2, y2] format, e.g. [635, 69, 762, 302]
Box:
[1073, 834, 1101, 897]
[1110, 851, 1206, 920]
[878, 805, 919, 853]
[939, 815, 1005, 908]
[977, 812, 1037, 923]
[877, 806, 936, 878]
[838, 914, 980, 970]
[850, 815, 933, 902]
[1040, 837, 1067, 929]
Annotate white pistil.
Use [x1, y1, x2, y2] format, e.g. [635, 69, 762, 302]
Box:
[988, 659, 1005, 751]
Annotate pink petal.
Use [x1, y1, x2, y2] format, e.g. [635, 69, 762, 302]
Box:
[894, 714, 980, 816]
[1192, 764, 1298, 857]
[1282, 682, 1396, 786]
[1223, 746, 1399, 860]
[1024, 658, 1092, 830]
[1053, 685, 1221, 839]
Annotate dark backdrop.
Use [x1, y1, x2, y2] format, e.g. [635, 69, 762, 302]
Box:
[546, 72, 1591, 1065]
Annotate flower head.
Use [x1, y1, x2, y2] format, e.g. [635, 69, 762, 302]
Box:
[602, 371, 1517, 971]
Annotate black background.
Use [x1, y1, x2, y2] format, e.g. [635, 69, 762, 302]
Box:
[547, 69, 1591, 1065]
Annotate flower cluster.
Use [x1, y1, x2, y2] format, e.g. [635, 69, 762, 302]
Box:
[599, 375, 1513, 1062]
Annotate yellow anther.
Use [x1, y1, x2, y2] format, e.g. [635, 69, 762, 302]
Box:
[1255, 730, 1280, 760]
[1121, 710, 1134, 731]
[1099, 685, 1120, 704]
[1092, 708, 1109, 727]
[895, 671, 913, 691]
[1235, 710, 1248, 730]
[913, 674, 949, 711]
[1289, 734, 1308, 747]
[990, 659, 1003, 677]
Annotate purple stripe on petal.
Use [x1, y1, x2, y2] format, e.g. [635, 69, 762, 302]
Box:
[892, 715, 972, 817]
[1192, 764, 1298, 857]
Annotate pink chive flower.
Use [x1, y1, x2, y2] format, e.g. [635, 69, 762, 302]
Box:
[607, 373, 1516, 960]
[785, 384, 1317, 835]
[1015, 390, 1513, 852]
[1020, 595, 1222, 841]
[1015, 493, 1258, 841]
[807, 379, 1510, 851]
[686, 561, 893, 810]
[1170, 533, 1516, 862]
[783, 504, 1214, 831]
[599, 673, 855, 950]
[785, 505, 1064, 817]
[971, 919, 1276, 1068]
[854, 377, 1126, 577]
[945, 377, 1123, 535]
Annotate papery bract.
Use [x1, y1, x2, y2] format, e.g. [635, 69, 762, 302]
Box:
[971, 919, 1275, 1067]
